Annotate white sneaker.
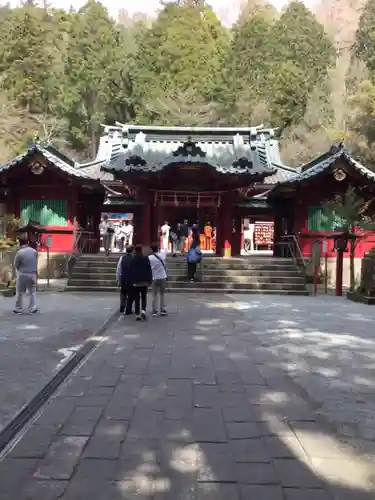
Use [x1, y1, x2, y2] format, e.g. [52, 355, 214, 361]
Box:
[141, 310, 147, 320]
[29, 307, 39, 314]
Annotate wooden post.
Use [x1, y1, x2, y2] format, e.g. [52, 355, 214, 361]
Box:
[335, 250, 344, 296]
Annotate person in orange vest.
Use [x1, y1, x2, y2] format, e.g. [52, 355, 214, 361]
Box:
[203, 221, 213, 251]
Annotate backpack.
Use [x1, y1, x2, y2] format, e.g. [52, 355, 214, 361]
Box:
[187, 246, 202, 264]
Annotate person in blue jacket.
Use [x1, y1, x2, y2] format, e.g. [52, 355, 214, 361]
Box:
[186, 226, 202, 282]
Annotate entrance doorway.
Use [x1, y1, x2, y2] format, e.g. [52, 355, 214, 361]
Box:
[154, 190, 220, 253]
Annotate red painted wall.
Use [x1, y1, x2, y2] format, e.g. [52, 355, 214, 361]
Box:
[8, 169, 77, 253]
[293, 178, 375, 259]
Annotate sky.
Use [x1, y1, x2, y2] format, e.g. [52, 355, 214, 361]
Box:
[7, 0, 318, 25]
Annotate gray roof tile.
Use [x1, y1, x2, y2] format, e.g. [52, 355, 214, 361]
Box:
[0, 144, 95, 180]
[80, 124, 291, 179]
[282, 144, 375, 184]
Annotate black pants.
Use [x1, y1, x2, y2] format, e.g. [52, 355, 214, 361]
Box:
[187, 262, 197, 280]
[120, 283, 133, 314]
[133, 286, 148, 315]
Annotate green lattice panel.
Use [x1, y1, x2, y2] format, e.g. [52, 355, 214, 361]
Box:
[307, 206, 345, 231]
[20, 199, 68, 227]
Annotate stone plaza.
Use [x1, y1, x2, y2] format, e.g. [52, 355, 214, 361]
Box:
[0, 292, 375, 499]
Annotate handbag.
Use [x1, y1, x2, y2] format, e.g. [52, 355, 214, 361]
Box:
[152, 253, 168, 279]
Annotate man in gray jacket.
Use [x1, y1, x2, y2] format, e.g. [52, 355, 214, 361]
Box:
[13, 237, 38, 314]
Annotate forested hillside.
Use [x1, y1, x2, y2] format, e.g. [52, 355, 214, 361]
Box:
[0, 0, 375, 168]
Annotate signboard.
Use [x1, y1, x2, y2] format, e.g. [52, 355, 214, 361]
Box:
[312, 240, 321, 266]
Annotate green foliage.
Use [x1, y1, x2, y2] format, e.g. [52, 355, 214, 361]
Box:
[0, 0, 365, 165]
[324, 186, 375, 231]
[356, 0, 375, 73]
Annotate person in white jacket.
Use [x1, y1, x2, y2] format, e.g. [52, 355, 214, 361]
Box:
[149, 242, 168, 317]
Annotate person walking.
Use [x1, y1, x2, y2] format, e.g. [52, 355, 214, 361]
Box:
[101, 215, 114, 255]
[179, 219, 189, 254]
[160, 221, 170, 251]
[128, 244, 152, 321]
[13, 237, 38, 314]
[149, 242, 168, 317]
[123, 220, 133, 248]
[116, 246, 134, 314]
[186, 227, 202, 282]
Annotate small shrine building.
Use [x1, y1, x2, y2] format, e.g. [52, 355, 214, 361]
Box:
[1, 125, 375, 279]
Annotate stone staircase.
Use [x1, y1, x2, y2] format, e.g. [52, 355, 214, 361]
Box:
[66, 254, 309, 295]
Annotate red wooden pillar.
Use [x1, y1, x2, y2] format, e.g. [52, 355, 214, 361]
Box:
[232, 214, 242, 257]
[216, 195, 233, 256]
[138, 191, 151, 246]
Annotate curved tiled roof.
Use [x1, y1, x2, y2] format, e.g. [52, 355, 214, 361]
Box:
[282, 143, 375, 184]
[0, 143, 95, 180]
[79, 123, 292, 179]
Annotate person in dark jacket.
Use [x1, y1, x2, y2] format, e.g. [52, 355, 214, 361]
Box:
[186, 227, 202, 281]
[127, 244, 152, 320]
[116, 246, 134, 314]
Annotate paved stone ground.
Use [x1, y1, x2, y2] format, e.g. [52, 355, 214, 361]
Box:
[1, 294, 375, 500]
[232, 294, 375, 459]
[0, 293, 117, 431]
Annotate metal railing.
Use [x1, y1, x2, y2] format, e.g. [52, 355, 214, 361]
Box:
[278, 234, 307, 274]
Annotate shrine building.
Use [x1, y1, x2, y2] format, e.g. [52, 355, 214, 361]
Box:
[1, 124, 375, 285]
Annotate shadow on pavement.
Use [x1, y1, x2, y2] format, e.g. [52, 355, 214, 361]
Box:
[0, 294, 374, 499]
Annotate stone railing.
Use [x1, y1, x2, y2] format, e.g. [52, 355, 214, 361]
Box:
[357, 247, 375, 297]
[0, 248, 17, 283]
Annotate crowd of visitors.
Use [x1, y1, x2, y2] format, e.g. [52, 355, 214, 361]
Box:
[116, 221, 202, 320]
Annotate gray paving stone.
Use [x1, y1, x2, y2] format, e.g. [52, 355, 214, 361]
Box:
[0, 458, 39, 500]
[34, 436, 88, 480]
[166, 396, 193, 419]
[82, 420, 129, 459]
[19, 479, 68, 500]
[273, 459, 323, 488]
[196, 483, 240, 500]
[230, 438, 270, 463]
[263, 436, 306, 459]
[0, 293, 116, 432]
[5, 294, 375, 498]
[193, 385, 221, 408]
[128, 412, 164, 439]
[9, 425, 58, 458]
[236, 462, 278, 484]
[60, 405, 104, 436]
[240, 485, 284, 500]
[73, 458, 118, 480]
[226, 422, 262, 439]
[192, 408, 227, 443]
[222, 406, 257, 422]
[284, 488, 331, 500]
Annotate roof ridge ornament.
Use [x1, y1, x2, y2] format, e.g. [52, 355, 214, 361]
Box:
[173, 138, 206, 158]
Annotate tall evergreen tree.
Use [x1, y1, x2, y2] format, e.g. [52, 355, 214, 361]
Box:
[61, 0, 126, 156]
[133, 0, 229, 123]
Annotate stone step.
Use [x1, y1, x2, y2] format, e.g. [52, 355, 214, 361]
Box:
[74, 263, 299, 272]
[67, 279, 307, 291]
[65, 285, 309, 296]
[69, 273, 304, 284]
[73, 267, 303, 277]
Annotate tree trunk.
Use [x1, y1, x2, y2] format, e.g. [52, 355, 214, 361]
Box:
[349, 239, 356, 292]
[91, 126, 97, 159]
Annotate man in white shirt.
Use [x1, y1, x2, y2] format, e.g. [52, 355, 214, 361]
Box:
[101, 215, 114, 255]
[149, 242, 167, 317]
[160, 221, 170, 251]
[13, 237, 38, 314]
[123, 220, 133, 248]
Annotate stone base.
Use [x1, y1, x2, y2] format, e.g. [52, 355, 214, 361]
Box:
[347, 291, 375, 305]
